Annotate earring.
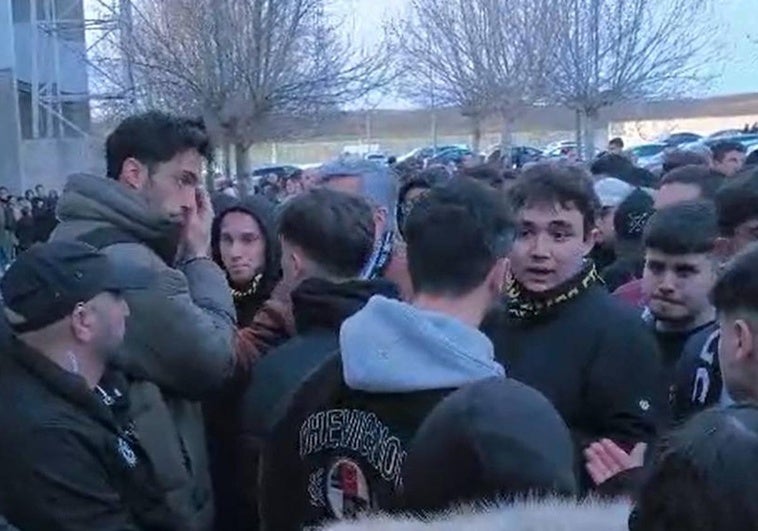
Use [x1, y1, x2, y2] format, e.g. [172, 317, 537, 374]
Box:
[67, 351, 79, 375]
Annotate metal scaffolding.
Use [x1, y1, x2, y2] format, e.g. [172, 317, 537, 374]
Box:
[26, 0, 134, 139]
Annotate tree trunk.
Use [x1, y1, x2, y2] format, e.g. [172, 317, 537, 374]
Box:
[583, 110, 597, 162]
[470, 115, 482, 153]
[235, 143, 251, 196]
[431, 111, 439, 149]
[499, 113, 514, 168]
[574, 109, 583, 156]
[222, 142, 232, 178]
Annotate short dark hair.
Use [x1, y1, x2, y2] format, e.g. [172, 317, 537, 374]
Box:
[105, 111, 211, 180]
[404, 179, 515, 297]
[623, 166, 658, 189]
[632, 405, 758, 531]
[459, 164, 507, 189]
[711, 243, 758, 316]
[711, 140, 746, 163]
[644, 201, 719, 255]
[715, 169, 758, 236]
[509, 163, 600, 235]
[590, 153, 633, 177]
[609, 137, 624, 148]
[278, 188, 374, 278]
[660, 165, 725, 201]
[399, 167, 449, 205]
[662, 149, 710, 174]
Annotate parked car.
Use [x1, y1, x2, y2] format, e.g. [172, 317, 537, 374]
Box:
[251, 164, 299, 180]
[744, 139, 758, 167]
[398, 145, 467, 163]
[487, 145, 543, 168]
[627, 143, 668, 168]
[426, 146, 474, 166]
[544, 140, 576, 152]
[708, 129, 745, 139]
[364, 153, 390, 165]
[544, 143, 578, 158]
[659, 132, 703, 147]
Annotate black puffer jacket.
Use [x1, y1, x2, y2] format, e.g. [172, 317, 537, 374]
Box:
[210, 196, 281, 326]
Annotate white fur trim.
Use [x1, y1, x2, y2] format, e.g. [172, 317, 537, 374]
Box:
[320, 497, 631, 531]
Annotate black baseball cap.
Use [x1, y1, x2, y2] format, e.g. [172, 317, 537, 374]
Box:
[1, 241, 151, 333]
[614, 188, 655, 242]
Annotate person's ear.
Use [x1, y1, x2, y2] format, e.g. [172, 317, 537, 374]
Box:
[487, 257, 510, 296]
[373, 207, 388, 236]
[70, 303, 96, 343]
[584, 227, 601, 255]
[121, 158, 148, 190]
[714, 237, 733, 264]
[290, 249, 306, 283]
[735, 319, 755, 364]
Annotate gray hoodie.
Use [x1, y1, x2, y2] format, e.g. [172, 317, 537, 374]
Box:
[340, 296, 505, 393]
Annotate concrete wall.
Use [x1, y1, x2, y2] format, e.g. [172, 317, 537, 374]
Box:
[0, 3, 23, 192]
[19, 137, 104, 192]
[0, 70, 24, 193]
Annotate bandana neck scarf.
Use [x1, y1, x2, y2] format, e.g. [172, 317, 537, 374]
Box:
[507, 261, 602, 320]
[361, 231, 394, 280]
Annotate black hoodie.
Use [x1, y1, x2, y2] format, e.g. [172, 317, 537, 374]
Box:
[207, 197, 281, 530]
[238, 277, 400, 531]
[210, 196, 281, 326]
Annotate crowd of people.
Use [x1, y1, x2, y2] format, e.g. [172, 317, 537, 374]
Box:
[0, 109, 756, 531]
[0, 185, 59, 270]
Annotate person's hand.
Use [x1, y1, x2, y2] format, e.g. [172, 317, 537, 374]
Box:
[182, 187, 214, 258]
[584, 439, 647, 486]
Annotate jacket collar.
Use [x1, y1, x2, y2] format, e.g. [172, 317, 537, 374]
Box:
[8, 337, 127, 432]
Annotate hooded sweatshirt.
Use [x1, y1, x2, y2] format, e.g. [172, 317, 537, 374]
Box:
[50, 173, 236, 531]
[234, 277, 398, 531]
[210, 196, 281, 326]
[258, 295, 504, 530]
[206, 196, 281, 531]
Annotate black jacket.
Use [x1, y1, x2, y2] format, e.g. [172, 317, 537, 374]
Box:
[238, 278, 399, 531]
[482, 284, 666, 486]
[206, 195, 282, 531]
[602, 256, 644, 293]
[258, 355, 453, 531]
[0, 338, 178, 531]
[671, 323, 723, 422]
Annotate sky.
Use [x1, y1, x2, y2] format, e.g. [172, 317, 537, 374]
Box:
[85, 0, 757, 109]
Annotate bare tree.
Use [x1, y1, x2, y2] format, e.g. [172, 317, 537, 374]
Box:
[548, 0, 718, 159]
[393, 0, 560, 159]
[93, 0, 390, 176]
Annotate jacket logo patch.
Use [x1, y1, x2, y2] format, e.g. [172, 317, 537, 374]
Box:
[299, 409, 406, 489]
[326, 458, 371, 520]
[117, 437, 137, 468]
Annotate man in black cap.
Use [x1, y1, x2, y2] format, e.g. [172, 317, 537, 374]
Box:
[0, 242, 179, 530]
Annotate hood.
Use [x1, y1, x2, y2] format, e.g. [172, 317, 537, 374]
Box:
[211, 195, 281, 300]
[292, 278, 399, 334]
[340, 296, 504, 393]
[321, 498, 631, 531]
[56, 173, 177, 242]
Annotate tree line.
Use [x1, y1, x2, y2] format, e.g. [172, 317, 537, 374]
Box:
[90, 0, 720, 172]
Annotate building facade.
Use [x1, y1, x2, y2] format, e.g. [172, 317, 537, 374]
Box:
[0, 0, 99, 194]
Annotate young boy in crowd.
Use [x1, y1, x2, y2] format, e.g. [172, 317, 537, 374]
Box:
[482, 163, 665, 489]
